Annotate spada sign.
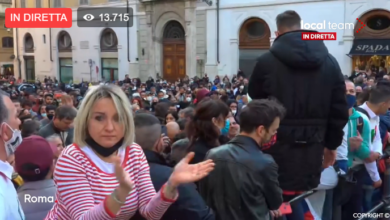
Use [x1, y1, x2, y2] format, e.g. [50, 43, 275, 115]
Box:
[355, 45, 390, 52]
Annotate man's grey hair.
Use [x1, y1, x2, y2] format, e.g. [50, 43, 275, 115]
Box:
[170, 138, 189, 164]
[0, 90, 10, 124]
[134, 113, 161, 150]
[179, 107, 194, 119]
[55, 105, 77, 120]
[46, 134, 60, 142]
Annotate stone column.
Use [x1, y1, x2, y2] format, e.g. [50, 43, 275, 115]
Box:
[205, 7, 217, 76]
[343, 35, 354, 76]
[185, 0, 197, 78]
[230, 39, 238, 77]
[145, 3, 155, 78]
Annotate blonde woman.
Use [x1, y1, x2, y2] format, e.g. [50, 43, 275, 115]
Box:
[45, 85, 214, 220]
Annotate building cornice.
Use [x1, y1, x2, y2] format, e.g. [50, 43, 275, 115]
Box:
[0, 0, 11, 4]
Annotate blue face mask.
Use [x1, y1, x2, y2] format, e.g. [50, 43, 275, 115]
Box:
[221, 120, 230, 135]
[346, 94, 356, 109]
[41, 113, 47, 117]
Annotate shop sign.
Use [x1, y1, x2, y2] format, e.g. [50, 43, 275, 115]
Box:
[355, 44, 390, 53]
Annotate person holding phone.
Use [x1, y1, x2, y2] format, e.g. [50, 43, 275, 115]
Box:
[175, 87, 185, 102]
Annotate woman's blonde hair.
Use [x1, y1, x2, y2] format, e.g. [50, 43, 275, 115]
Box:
[73, 85, 134, 147]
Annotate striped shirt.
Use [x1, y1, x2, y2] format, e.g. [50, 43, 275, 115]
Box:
[45, 143, 176, 220]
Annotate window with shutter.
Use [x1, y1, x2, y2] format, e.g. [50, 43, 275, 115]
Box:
[2, 37, 14, 48]
[54, 0, 61, 8]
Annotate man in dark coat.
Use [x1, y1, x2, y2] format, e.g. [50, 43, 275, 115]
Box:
[38, 105, 76, 147]
[248, 10, 348, 200]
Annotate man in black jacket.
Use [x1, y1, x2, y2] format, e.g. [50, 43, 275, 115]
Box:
[132, 113, 214, 220]
[199, 99, 285, 220]
[248, 11, 348, 198]
[38, 105, 76, 147]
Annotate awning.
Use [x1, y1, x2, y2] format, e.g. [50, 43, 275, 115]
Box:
[348, 39, 390, 56]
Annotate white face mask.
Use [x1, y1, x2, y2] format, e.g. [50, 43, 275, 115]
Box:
[1, 123, 23, 157]
[239, 86, 244, 90]
[147, 96, 152, 101]
[232, 110, 237, 115]
[186, 97, 192, 102]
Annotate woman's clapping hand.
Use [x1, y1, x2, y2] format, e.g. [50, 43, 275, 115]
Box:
[168, 152, 215, 187]
[114, 156, 134, 192]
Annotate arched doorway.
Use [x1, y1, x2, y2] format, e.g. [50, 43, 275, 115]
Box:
[350, 10, 390, 73]
[57, 31, 73, 83]
[100, 28, 119, 81]
[163, 21, 185, 82]
[24, 33, 35, 82]
[239, 18, 270, 78]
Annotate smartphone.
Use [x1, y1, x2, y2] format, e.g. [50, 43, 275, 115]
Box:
[161, 125, 167, 136]
[279, 202, 292, 214]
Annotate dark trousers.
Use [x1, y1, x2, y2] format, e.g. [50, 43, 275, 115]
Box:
[342, 168, 366, 220]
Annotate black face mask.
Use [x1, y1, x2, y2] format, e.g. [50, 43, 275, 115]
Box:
[85, 137, 124, 157]
[47, 114, 54, 120]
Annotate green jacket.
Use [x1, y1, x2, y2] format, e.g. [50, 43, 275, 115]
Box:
[347, 108, 371, 167]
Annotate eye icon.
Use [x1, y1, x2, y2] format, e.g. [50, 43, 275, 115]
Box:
[83, 14, 94, 21]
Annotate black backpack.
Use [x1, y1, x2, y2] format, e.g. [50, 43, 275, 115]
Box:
[355, 107, 370, 135]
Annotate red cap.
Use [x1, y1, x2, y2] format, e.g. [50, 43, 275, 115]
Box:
[15, 135, 54, 177]
[196, 88, 210, 103]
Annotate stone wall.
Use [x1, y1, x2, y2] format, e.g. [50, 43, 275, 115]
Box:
[137, 14, 150, 81]
[196, 9, 206, 77]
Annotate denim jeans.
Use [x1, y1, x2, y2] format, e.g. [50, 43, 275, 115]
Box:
[284, 200, 305, 220]
[335, 160, 348, 173]
[278, 195, 305, 220]
[361, 169, 375, 212]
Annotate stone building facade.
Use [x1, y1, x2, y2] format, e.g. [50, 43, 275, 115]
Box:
[137, 0, 209, 81]
[0, 0, 13, 76]
[205, 0, 390, 79]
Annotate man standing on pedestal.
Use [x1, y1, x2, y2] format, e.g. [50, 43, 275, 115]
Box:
[248, 10, 348, 219]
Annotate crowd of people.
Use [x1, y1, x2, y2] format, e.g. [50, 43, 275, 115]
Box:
[1, 10, 390, 220]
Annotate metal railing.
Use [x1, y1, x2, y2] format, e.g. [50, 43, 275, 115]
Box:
[281, 148, 390, 220]
[357, 147, 390, 220]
